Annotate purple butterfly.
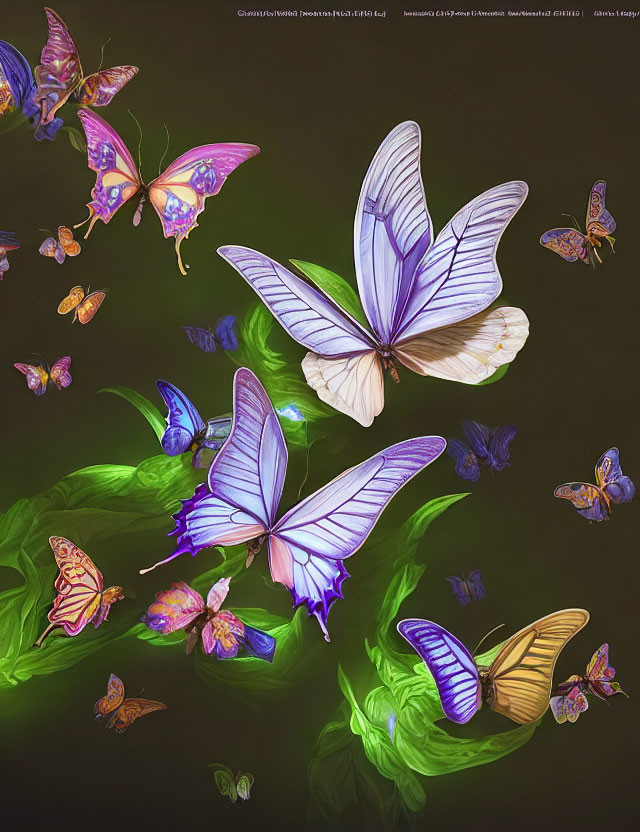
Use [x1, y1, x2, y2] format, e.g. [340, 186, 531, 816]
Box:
[0, 40, 63, 141]
[216, 121, 530, 426]
[182, 316, 238, 353]
[445, 570, 485, 605]
[141, 367, 446, 641]
[156, 380, 232, 469]
[0, 231, 20, 278]
[447, 420, 517, 482]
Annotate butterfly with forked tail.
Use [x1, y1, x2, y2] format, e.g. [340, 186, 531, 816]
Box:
[550, 643, 628, 724]
[446, 570, 485, 605]
[183, 315, 238, 353]
[554, 448, 634, 522]
[94, 673, 166, 733]
[447, 420, 517, 482]
[14, 355, 72, 396]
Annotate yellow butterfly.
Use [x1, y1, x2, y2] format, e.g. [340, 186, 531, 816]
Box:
[57, 285, 107, 324]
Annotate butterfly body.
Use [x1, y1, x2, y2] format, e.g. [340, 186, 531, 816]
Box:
[550, 644, 626, 724]
[57, 284, 106, 323]
[446, 570, 485, 605]
[94, 673, 166, 733]
[39, 226, 81, 263]
[554, 448, 634, 522]
[14, 356, 72, 395]
[540, 181, 616, 265]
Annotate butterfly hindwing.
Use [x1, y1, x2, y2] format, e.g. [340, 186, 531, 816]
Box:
[540, 228, 590, 262]
[445, 575, 472, 606]
[35, 7, 83, 125]
[554, 482, 610, 522]
[586, 180, 616, 237]
[595, 448, 635, 504]
[75, 66, 138, 108]
[94, 672, 125, 717]
[156, 380, 206, 456]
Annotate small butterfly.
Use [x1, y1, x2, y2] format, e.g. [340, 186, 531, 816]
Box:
[58, 284, 106, 323]
[397, 609, 590, 724]
[39, 226, 81, 263]
[540, 181, 616, 266]
[0, 231, 20, 278]
[209, 763, 254, 803]
[94, 673, 166, 734]
[0, 39, 62, 140]
[35, 7, 138, 129]
[14, 355, 72, 395]
[445, 570, 485, 605]
[142, 577, 276, 661]
[550, 643, 627, 724]
[156, 380, 232, 469]
[554, 447, 634, 522]
[75, 108, 260, 275]
[35, 536, 124, 646]
[183, 315, 238, 353]
[447, 420, 517, 482]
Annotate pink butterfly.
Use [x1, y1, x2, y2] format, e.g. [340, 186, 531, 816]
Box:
[550, 643, 627, 724]
[74, 109, 260, 275]
[14, 356, 72, 395]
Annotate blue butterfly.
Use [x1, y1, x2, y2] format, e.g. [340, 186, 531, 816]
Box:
[182, 316, 238, 354]
[445, 570, 485, 606]
[156, 380, 232, 469]
[0, 40, 63, 141]
[447, 419, 517, 482]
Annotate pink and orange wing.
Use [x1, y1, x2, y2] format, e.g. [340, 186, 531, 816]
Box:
[148, 142, 260, 274]
[75, 65, 139, 107]
[94, 673, 125, 717]
[35, 7, 83, 124]
[201, 609, 245, 658]
[586, 643, 614, 681]
[49, 356, 72, 389]
[540, 228, 590, 263]
[58, 226, 81, 257]
[144, 581, 205, 634]
[47, 536, 103, 635]
[109, 698, 167, 732]
[76, 291, 106, 324]
[76, 108, 142, 235]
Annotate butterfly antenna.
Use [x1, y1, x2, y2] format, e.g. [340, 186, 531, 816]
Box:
[472, 623, 506, 657]
[158, 124, 170, 176]
[97, 37, 111, 72]
[297, 430, 328, 502]
[561, 212, 581, 232]
[128, 109, 144, 181]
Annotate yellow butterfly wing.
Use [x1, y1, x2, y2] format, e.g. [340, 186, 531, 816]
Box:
[486, 609, 590, 724]
[58, 286, 85, 315]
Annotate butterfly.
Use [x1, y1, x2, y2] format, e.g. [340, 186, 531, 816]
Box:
[14, 355, 72, 396]
[35, 536, 124, 647]
[554, 448, 634, 522]
[217, 121, 530, 426]
[58, 284, 106, 324]
[183, 315, 239, 353]
[140, 367, 446, 641]
[75, 108, 260, 275]
[156, 380, 232, 469]
[34, 7, 138, 128]
[39, 226, 81, 263]
[209, 764, 254, 803]
[94, 673, 166, 733]
[0, 231, 20, 278]
[397, 609, 590, 724]
[550, 643, 627, 725]
[540, 181, 616, 265]
[447, 420, 517, 482]
[142, 576, 276, 661]
[445, 570, 485, 605]
[0, 39, 62, 140]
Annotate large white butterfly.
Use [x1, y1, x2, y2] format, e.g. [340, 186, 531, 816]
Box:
[217, 121, 530, 426]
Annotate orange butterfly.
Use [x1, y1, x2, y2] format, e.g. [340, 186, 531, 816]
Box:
[94, 673, 166, 733]
[57, 284, 106, 323]
[35, 536, 124, 647]
[39, 226, 81, 263]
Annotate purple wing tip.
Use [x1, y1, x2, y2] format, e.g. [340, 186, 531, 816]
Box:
[289, 561, 350, 641]
[169, 483, 210, 553]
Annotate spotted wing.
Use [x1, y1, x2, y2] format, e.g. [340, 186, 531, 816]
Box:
[46, 535, 104, 636]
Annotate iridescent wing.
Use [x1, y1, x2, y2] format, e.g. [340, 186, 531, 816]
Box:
[446, 438, 481, 482]
[235, 773, 254, 801]
[214, 315, 239, 351]
[467, 569, 486, 601]
[94, 672, 125, 717]
[550, 679, 589, 724]
[35, 7, 83, 125]
[191, 417, 233, 469]
[586, 180, 616, 237]
[49, 356, 72, 389]
[540, 228, 590, 263]
[182, 325, 218, 353]
[75, 66, 138, 107]
[107, 698, 167, 733]
[396, 618, 481, 724]
[57, 285, 85, 314]
[57, 225, 81, 257]
[76, 108, 142, 234]
[586, 643, 626, 698]
[147, 143, 260, 275]
[76, 290, 106, 324]
[595, 448, 635, 505]
[39, 236, 65, 263]
[445, 575, 472, 606]
[156, 380, 206, 456]
[553, 482, 610, 522]
[14, 362, 49, 396]
[201, 609, 275, 662]
[141, 580, 205, 634]
[487, 609, 590, 724]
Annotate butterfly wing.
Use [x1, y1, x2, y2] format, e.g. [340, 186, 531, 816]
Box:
[467, 569, 486, 601]
[39, 236, 65, 263]
[202, 609, 276, 662]
[141, 581, 205, 634]
[213, 767, 238, 802]
[0, 40, 33, 114]
[108, 698, 167, 733]
[218, 246, 383, 426]
[354, 121, 432, 343]
[235, 773, 254, 801]
[540, 228, 591, 262]
[487, 424, 518, 471]
[43, 536, 104, 638]
[182, 325, 218, 353]
[586, 643, 625, 698]
[75, 66, 138, 107]
[586, 181, 616, 237]
[147, 143, 260, 275]
[57, 226, 81, 257]
[58, 285, 84, 314]
[214, 315, 239, 351]
[461, 420, 491, 458]
[49, 356, 72, 389]
[445, 575, 471, 606]
[487, 609, 590, 724]
[554, 482, 610, 522]
[156, 380, 206, 456]
[595, 448, 635, 505]
[270, 436, 446, 639]
[35, 8, 83, 124]
[446, 438, 480, 482]
[205, 577, 231, 614]
[397, 619, 481, 724]
[94, 673, 125, 718]
[76, 108, 142, 234]
[550, 680, 589, 724]
[14, 363, 49, 396]
[76, 291, 106, 324]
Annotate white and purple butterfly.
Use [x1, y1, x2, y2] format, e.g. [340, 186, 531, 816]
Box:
[182, 315, 238, 353]
[446, 570, 485, 605]
[216, 121, 529, 426]
[141, 367, 446, 640]
[447, 420, 517, 482]
[156, 380, 232, 469]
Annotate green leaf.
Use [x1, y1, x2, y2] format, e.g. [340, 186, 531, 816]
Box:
[98, 386, 165, 442]
[477, 363, 510, 386]
[290, 259, 368, 327]
[63, 125, 86, 154]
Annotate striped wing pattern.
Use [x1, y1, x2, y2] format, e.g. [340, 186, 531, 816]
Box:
[48, 536, 103, 635]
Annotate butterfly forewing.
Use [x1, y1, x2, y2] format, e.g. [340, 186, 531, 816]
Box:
[95, 673, 125, 717]
[75, 66, 138, 107]
[540, 228, 590, 262]
[108, 698, 167, 733]
[586, 181, 616, 237]
[58, 285, 85, 314]
[76, 290, 106, 324]
[35, 8, 83, 123]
